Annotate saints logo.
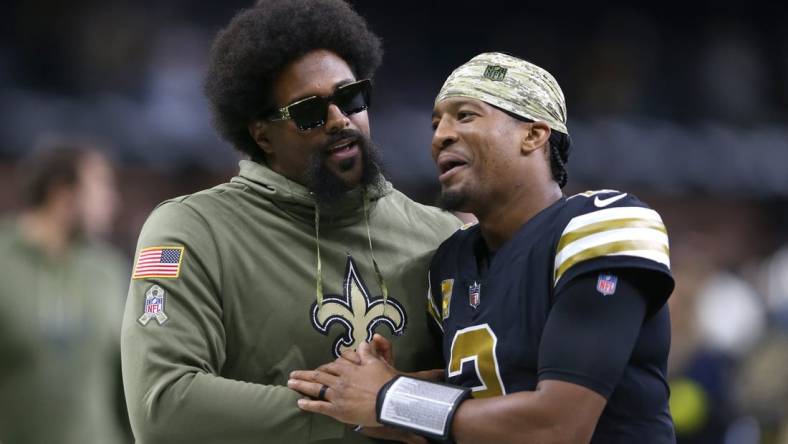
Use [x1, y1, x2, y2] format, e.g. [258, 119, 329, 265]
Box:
[311, 256, 407, 357]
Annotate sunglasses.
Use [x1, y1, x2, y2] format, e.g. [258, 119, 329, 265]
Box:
[267, 79, 372, 131]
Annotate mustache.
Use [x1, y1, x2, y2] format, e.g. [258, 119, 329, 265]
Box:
[318, 129, 367, 154]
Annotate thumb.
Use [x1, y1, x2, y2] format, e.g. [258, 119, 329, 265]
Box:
[371, 334, 394, 364]
[357, 340, 379, 363]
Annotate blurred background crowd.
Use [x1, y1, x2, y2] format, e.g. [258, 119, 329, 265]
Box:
[1, 0, 787, 443]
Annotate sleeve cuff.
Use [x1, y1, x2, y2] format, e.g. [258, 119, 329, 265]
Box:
[308, 410, 346, 441]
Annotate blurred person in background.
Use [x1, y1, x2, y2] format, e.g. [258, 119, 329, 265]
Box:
[120, 0, 459, 443]
[728, 245, 788, 444]
[667, 246, 737, 444]
[0, 137, 129, 443]
[667, 229, 777, 444]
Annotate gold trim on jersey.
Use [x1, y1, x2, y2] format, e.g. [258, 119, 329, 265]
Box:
[556, 218, 667, 252]
[427, 273, 443, 332]
[554, 206, 669, 285]
[440, 279, 454, 320]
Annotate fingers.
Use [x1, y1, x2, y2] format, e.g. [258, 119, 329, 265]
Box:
[357, 341, 379, 364]
[296, 398, 338, 418]
[339, 348, 362, 365]
[316, 360, 353, 376]
[289, 369, 338, 384]
[371, 334, 394, 364]
[287, 378, 333, 400]
[343, 335, 393, 365]
[288, 369, 339, 397]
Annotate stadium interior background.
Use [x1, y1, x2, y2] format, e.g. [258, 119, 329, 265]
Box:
[2, 1, 788, 443]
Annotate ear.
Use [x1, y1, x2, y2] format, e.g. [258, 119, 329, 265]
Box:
[520, 121, 551, 156]
[248, 120, 275, 156]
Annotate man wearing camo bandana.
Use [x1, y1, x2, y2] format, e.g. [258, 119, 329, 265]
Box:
[291, 52, 676, 444]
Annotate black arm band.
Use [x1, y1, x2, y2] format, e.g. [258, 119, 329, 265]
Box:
[375, 375, 471, 441]
[539, 270, 649, 397]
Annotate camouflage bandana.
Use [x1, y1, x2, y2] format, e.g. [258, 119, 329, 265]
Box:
[435, 52, 568, 134]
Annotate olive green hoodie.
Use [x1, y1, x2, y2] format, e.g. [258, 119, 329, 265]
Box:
[0, 220, 127, 444]
[121, 160, 459, 443]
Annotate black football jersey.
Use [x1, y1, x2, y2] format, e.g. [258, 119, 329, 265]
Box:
[427, 190, 675, 442]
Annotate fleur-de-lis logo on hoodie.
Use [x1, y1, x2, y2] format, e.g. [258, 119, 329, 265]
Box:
[310, 256, 406, 357]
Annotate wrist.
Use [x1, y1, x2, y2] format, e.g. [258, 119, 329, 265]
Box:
[375, 375, 471, 442]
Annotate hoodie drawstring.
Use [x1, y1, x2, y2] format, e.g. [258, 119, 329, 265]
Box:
[314, 203, 324, 307]
[314, 190, 389, 314]
[362, 189, 389, 315]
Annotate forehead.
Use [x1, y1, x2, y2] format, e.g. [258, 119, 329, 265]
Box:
[273, 49, 356, 105]
[432, 96, 494, 118]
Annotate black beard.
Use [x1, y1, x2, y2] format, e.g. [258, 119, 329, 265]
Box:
[304, 129, 384, 204]
[436, 188, 469, 211]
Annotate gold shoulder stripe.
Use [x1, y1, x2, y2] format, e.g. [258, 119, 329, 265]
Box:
[553, 207, 670, 286]
[554, 240, 670, 284]
[557, 217, 667, 252]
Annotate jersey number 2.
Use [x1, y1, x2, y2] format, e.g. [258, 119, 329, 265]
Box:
[447, 324, 506, 398]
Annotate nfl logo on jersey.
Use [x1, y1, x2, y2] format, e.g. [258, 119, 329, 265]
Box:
[468, 281, 481, 309]
[146, 296, 163, 314]
[596, 273, 618, 296]
[138, 284, 169, 326]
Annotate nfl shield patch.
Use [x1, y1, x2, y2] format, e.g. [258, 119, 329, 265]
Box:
[596, 273, 618, 296]
[138, 284, 169, 326]
[468, 281, 481, 309]
[483, 65, 508, 81]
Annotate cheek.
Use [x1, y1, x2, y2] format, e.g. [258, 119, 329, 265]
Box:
[349, 111, 371, 137]
[475, 134, 514, 179]
[272, 131, 317, 163]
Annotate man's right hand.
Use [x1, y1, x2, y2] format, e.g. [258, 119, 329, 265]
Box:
[338, 333, 394, 365]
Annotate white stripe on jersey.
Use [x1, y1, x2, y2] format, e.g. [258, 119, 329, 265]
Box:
[555, 227, 669, 267]
[554, 206, 669, 285]
[608, 249, 671, 267]
[562, 206, 663, 233]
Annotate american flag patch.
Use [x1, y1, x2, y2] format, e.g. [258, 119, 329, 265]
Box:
[132, 246, 184, 279]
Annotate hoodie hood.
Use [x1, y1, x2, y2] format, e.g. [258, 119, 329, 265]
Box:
[231, 160, 393, 308]
[231, 160, 392, 226]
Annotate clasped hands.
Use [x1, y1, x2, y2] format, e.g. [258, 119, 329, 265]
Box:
[288, 334, 442, 443]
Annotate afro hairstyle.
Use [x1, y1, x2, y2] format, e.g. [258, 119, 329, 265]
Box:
[204, 0, 383, 159]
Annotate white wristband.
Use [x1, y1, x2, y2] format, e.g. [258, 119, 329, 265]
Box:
[375, 375, 471, 441]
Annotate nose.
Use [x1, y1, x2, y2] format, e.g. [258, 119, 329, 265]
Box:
[431, 117, 457, 158]
[324, 103, 350, 134]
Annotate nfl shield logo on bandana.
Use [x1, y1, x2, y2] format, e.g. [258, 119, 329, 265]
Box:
[596, 273, 618, 296]
[468, 281, 481, 309]
[483, 65, 507, 81]
[138, 284, 169, 326]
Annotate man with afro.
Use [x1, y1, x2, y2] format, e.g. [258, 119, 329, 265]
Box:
[120, 1, 459, 443]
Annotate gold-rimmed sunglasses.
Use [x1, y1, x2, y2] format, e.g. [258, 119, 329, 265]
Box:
[267, 79, 372, 131]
